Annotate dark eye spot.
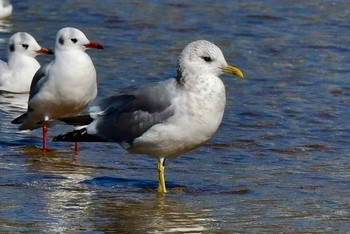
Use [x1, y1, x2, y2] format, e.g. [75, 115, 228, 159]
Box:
[202, 56, 212, 62]
[71, 38, 77, 43]
[9, 44, 15, 52]
[22, 44, 29, 49]
[59, 37, 64, 45]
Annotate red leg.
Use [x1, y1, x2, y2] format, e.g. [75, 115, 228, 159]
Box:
[74, 125, 80, 153]
[42, 123, 48, 152]
[74, 142, 79, 153]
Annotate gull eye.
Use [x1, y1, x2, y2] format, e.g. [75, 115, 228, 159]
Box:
[71, 38, 77, 43]
[202, 56, 212, 62]
[22, 44, 29, 49]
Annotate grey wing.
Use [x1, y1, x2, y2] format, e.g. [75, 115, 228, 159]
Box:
[92, 80, 176, 144]
[90, 95, 136, 114]
[12, 64, 50, 125]
[29, 64, 50, 100]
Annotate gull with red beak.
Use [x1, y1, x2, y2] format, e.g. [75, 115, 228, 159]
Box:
[0, 32, 53, 93]
[12, 27, 103, 151]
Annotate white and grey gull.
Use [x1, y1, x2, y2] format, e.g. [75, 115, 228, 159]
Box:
[12, 27, 103, 151]
[0, 32, 53, 93]
[54, 40, 244, 193]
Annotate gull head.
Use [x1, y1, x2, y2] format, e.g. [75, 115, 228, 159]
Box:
[55, 27, 103, 52]
[177, 40, 243, 81]
[8, 32, 53, 58]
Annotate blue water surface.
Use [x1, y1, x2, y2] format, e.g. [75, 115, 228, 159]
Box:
[0, 0, 349, 233]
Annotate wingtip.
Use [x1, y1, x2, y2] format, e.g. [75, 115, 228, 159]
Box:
[11, 113, 27, 125]
[53, 128, 108, 142]
[52, 134, 65, 142]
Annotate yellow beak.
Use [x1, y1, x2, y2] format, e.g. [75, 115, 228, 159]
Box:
[222, 65, 244, 78]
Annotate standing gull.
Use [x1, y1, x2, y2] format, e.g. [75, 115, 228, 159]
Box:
[0, 32, 53, 93]
[54, 40, 244, 193]
[12, 27, 103, 151]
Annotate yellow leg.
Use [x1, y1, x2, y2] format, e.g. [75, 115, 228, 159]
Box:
[157, 158, 167, 193]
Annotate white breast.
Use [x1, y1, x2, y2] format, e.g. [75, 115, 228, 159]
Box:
[130, 75, 226, 158]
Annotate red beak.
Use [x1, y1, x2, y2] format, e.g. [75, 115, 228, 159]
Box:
[84, 41, 104, 49]
[36, 47, 54, 55]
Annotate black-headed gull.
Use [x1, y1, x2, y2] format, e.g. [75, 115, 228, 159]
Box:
[54, 40, 244, 193]
[0, 32, 53, 93]
[12, 27, 103, 151]
[0, 0, 12, 19]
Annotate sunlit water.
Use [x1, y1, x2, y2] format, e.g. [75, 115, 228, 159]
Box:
[0, 0, 349, 233]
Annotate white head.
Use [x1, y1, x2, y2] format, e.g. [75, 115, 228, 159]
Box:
[8, 32, 52, 58]
[176, 40, 243, 82]
[55, 27, 103, 52]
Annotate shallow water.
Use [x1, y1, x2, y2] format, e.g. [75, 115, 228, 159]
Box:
[0, 0, 349, 233]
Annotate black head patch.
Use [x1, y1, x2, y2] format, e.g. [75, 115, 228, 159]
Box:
[9, 44, 15, 52]
[59, 36, 64, 45]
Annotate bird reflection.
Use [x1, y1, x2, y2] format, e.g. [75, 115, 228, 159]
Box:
[18, 147, 214, 232]
[0, 92, 29, 113]
[0, 19, 11, 35]
[18, 147, 97, 232]
[85, 194, 212, 232]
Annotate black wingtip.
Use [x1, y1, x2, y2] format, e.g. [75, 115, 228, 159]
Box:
[11, 113, 27, 124]
[53, 128, 108, 142]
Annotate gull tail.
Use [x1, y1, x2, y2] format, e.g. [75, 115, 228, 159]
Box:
[53, 128, 108, 142]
